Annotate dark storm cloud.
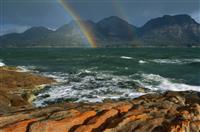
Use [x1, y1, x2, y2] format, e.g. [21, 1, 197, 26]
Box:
[66, 0, 200, 26]
[0, 0, 200, 35]
[1, 0, 71, 27]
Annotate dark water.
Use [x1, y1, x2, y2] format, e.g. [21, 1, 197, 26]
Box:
[0, 48, 200, 106]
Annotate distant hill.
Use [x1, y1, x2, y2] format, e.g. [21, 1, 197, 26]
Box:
[0, 14, 200, 48]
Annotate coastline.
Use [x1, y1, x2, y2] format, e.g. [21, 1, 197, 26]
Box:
[0, 66, 200, 131]
[0, 66, 55, 114]
[0, 90, 200, 131]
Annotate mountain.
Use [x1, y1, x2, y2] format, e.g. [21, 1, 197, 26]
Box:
[0, 27, 54, 48]
[97, 16, 137, 40]
[0, 14, 200, 48]
[139, 14, 200, 47]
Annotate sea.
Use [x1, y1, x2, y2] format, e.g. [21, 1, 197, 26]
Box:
[0, 48, 200, 107]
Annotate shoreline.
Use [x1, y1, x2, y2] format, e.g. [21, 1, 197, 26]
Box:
[0, 90, 200, 131]
[0, 66, 200, 131]
[0, 66, 55, 114]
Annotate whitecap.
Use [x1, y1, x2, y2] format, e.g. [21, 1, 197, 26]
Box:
[120, 56, 133, 60]
[0, 62, 5, 67]
[134, 73, 200, 92]
[138, 60, 148, 64]
[124, 67, 129, 70]
[0, 59, 5, 67]
[84, 69, 92, 73]
[151, 59, 183, 64]
[151, 58, 200, 65]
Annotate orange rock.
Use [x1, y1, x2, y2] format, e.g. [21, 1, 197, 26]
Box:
[114, 103, 132, 113]
[0, 67, 54, 91]
[170, 120, 190, 132]
[0, 107, 63, 128]
[94, 102, 124, 111]
[48, 109, 80, 120]
[0, 114, 30, 128]
[124, 105, 145, 117]
[190, 121, 200, 131]
[133, 118, 164, 132]
[104, 114, 149, 132]
[0, 89, 200, 132]
[1, 119, 37, 132]
[0, 67, 55, 114]
[75, 109, 118, 132]
[29, 111, 96, 132]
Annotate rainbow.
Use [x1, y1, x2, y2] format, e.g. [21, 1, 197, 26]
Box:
[111, 0, 130, 23]
[58, 0, 98, 48]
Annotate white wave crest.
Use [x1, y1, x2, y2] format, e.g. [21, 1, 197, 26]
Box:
[152, 58, 200, 64]
[0, 59, 5, 67]
[134, 74, 200, 92]
[138, 60, 148, 64]
[120, 56, 133, 60]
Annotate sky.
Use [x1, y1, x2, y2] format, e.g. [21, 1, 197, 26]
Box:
[0, 0, 200, 35]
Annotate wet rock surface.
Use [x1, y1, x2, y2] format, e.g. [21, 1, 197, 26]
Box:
[0, 91, 200, 132]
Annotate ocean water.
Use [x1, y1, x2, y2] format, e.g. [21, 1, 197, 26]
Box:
[0, 48, 200, 106]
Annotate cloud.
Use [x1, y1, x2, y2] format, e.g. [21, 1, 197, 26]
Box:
[0, 0, 199, 30]
[0, 24, 30, 36]
[0, 0, 71, 28]
[191, 11, 200, 23]
[65, 0, 200, 26]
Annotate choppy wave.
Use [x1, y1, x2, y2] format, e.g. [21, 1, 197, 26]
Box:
[133, 73, 200, 92]
[151, 58, 200, 64]
[33, 69, 200, 107]
[0, 59, 5, 67]
[33, 70, 147, 107]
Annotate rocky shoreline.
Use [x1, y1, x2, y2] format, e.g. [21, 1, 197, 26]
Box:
[0, 67, 200, 131]
[0, 66, 55, 114]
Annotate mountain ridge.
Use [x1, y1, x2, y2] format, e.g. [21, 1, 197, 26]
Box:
[0, 14, 200, 48]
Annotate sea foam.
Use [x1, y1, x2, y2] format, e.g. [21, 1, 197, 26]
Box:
[33, 70, 146, 107]
[16, 66, 39, 73]
[33, 70, 200, 107]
